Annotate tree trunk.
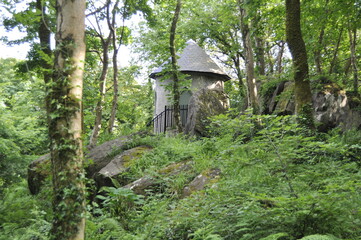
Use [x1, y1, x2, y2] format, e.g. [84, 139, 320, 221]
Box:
[328, 27, 343, 74]
[276, 41, 285, 74]
[266, 42, 275, 74]
[169, 0, 183, 133]
[232, 55, 248, 109]
[314, 27, 325, 74]
[108, 0, 121, 133]
[285, 0, 314, 129]
[49, 0, 86, 239]
[238, 0, 260, 114]
[36, 0, 52, 118]
[348, 27, 358, 93]
[88, 36, 111, 149]
[255, 36, 266, 76]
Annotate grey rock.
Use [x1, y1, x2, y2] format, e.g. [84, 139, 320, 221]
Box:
[268, 81, 361, 131]
[185, 88, 229, 136]
[182, 168, 221, 198]
[124, 160, 193, 195]
[27, 134, 149, 194]
[95, 145, 153, 188]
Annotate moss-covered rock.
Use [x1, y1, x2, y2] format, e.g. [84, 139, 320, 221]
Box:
[181, 168, 221, 198]
[27, 133, 150, 194]
[184, 88, 229, 137]
[124, 160, 194, 195]
[27, 154, 51, 195]
[95, 145, 153, 188]
[265, 81, 361, 131]
[273, 82, 295, 115]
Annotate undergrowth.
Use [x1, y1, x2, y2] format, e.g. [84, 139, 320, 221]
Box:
[1, 113, 360, 239]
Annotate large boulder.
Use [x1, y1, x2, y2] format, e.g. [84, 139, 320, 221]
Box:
[267, 81, 361, 131]
[27, 153, 51, 195]
[181, 168, 221, 198]
[124, 160, 194, 195]
[27, 134, 150, 194]
[313, 84, 361, 131]
[184, 88, 229, 136]
[95, 145, 153, 188]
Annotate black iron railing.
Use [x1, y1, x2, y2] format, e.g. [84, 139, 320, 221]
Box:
[148, 105, 188, 133]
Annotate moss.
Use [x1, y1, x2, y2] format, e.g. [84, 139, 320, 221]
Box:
[274, 82, 294, 115]
[322, 83, 343, 95]
[346, 91, 361, 111]
[158, 160, 192, 175]
[122, 146, 153, 168]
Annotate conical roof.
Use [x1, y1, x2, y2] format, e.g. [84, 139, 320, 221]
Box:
[150, 40, 230, 80]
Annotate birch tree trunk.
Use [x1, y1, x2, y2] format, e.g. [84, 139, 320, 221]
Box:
[170, 0, 183, 133]
[285, 0, 314, 129]
[49, 0, 86, 239]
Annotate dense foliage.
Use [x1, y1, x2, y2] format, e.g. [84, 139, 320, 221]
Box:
[0, 0, 360, 239]
[1, 113, 361, 239]
[0, 58, 48, 190]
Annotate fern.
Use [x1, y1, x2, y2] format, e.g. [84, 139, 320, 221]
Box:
[299, 234, 341, 240]
[260, 232, 289, 240]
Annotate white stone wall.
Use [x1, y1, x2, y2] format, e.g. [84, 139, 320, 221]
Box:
[154, 72, 225, 116]
[154, 77, 172, 115]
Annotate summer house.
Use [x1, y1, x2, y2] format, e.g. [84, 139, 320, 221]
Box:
[149, 40, 231, 133]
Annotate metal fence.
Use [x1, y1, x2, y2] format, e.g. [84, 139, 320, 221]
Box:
[148, 105, 188, 134]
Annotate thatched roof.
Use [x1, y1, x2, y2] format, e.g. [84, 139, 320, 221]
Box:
[150, 40, 231, 81]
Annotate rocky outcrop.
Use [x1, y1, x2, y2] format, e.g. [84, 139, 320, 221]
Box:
[184, 88, 229, 136]
[313, 84, 361, 131]
[85, 136, 134, 178]
[95, 146, 153, 188]
[27, 134, 150, 194]
[124, 160, 194, 195]
[181, 168, 221, 198]
[266, 82, 361, 131]
[27, 153, 51, 195]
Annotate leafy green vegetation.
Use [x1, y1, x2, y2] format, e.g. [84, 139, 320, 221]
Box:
[0, 58, 48, 190]
[1, 113, 360, 239]
[1, 0, 360, 238]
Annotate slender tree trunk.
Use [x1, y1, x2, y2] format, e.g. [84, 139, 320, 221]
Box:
[344, 58, 352, 77]
[276, 41, 285, 74]
[238, 1, 260, 113]
[36, 0, 52, 117]
[232, 56, 248, 109]
[314, 27, 324, 74]
[88, 37, 111, 149]
[108, 0, 121, 133]
[266, 42, 275, 74]
[49, 0, 86, 239]
[255, 36, 266, 76]
[314, 0, 329, 75]
[348, 27, 359, 93]
[328, 28, 343, 74]
[285, 0, 314, 129]
[108, 44, 119, 133]
[169, 0, 182, 133]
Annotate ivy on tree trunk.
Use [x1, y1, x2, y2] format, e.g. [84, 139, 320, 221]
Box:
[169, 0, 183, 133]
[49, 0, 86, 239]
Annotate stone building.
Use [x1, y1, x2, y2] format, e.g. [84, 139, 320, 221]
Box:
[149, 40, 230, 133]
